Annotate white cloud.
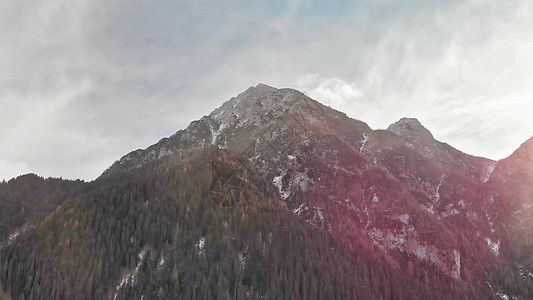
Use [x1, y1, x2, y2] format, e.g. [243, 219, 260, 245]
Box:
[1, 0, 532, 180]
[0, 160, 29, 182]
[297, 74, 364, 110]
[290, 1, 533, 159]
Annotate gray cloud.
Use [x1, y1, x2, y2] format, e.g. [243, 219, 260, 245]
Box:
[1, 0, 532, 181]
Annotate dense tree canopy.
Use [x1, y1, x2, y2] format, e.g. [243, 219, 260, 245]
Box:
[0, 147, 531, 299]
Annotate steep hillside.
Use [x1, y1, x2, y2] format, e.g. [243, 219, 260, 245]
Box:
[1, 84, 532, 299]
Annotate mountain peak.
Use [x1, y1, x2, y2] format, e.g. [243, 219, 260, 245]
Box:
[387, 117, 434, 142]
[225, 83, 281, 108]
[255, 82, 276, 89]
[242, 83, 278, 96]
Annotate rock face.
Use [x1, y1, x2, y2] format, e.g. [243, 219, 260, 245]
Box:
[101, 84, 294, 177]
[102, 83, 369, 177]
[487, 136, 533, 252]
[387, 117, 434, 142]
[100, 83, 533, 296]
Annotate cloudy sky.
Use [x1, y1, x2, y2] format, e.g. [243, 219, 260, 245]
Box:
[1, 0, 533, 181]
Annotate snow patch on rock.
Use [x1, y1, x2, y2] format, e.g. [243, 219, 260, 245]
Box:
[371, 193, 379, 203]
[486, 238, 500, 256]
[496, 291, 509, 300]
[458, 199, 466, 209]
[158, 147, 173, 159]
[157, 255, 167, 269]
[273, 174, 290, 200]
[483, 163, 496, 183]
[3, 224, 32, 247]
[452, 250, 461, 280]
[360, 133, 369, 152]
[293, 172, 311, 192]
[433, 174, 445, 205]
[397, 213, 410, 224]
[210, 122, 227, 145]
[196, 237, 206, 256]
[441, 203, 460, 218]
[293, 204, 304, 215]
[114, 250, 147, 299]
[369, 227, 461, 279]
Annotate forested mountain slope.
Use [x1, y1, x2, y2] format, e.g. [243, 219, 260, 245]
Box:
[1, 84, 532, 299]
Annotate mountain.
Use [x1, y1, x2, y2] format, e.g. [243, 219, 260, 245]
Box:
[1, 84, 532, 299]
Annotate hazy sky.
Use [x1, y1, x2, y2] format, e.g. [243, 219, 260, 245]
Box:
[1, 0, 533, 181]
